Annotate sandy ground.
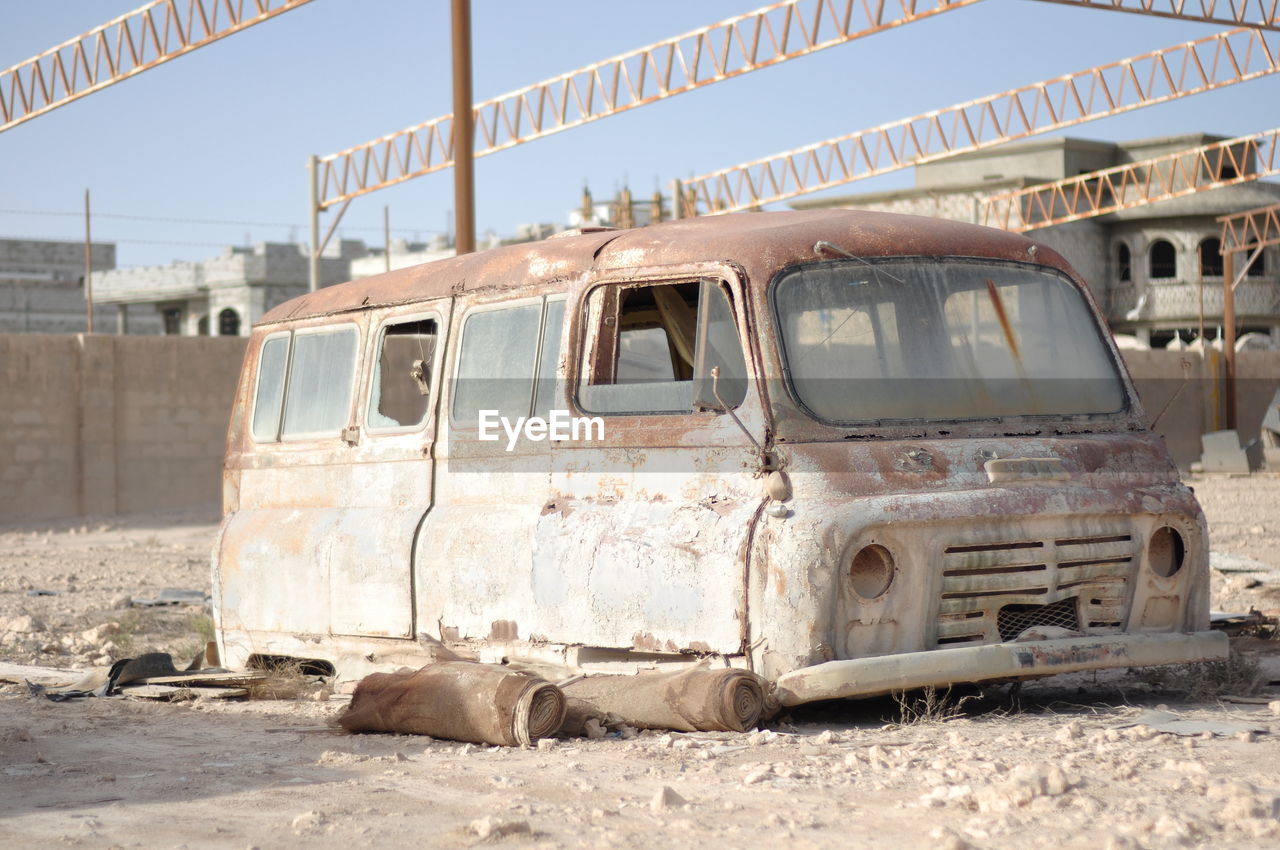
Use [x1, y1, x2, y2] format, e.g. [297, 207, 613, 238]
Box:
[2, 477, 1280, 849]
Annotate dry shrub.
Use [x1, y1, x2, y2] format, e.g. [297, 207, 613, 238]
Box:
[247, 658, 332, 701]
[892, 685, 977, 725]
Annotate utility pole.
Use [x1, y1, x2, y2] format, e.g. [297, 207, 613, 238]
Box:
[451, 0, 475, 255]
[83, 189, 94, 333]
[308, 154, 320, 292]
[384, 205, 392, 273]
[1222, 249, 1237, 430]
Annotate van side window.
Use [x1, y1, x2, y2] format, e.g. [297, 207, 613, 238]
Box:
[578, 279, 747, 414]
[452, 297, 566, 430]
[533, 297, 567, 419]
[251, 335, 289, 441]
[368, 318, 437, 430]
[452, 303, 542, 426]
[281, 327, 359, 438]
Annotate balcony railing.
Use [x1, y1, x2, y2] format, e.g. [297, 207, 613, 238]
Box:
[1108, 277, 1280, 323]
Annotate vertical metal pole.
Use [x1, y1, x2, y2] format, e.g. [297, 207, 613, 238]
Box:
[384, 205, 392, 273]
[84, 189, 94, 333]
[1223, 249, 1237, 430]
[451, 0, 476, 256]
[669, 180, 682, 220]
[308, 154, 320, 292]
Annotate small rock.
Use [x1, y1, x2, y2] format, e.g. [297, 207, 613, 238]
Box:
[928, 826, 975, 850]
[80, 623, 119, 644]
[0, 615, 45, 634]
[743, 765, 773, 785]
[1268, 701, 1280, 717]
[650, 785, 687, 812]
[469, 817, 530, 840]
[110, 595, 132, 610]
[1055, 720, 1083, 742]
[290, 811, 326, 834]
[536, 738, 558, 751]
[814, 729, 837, 745]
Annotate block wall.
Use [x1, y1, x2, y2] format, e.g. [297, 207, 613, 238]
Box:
[0, 334, 247, 523]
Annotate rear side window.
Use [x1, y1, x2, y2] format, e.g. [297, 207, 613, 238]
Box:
[368, 318, 438, 431]
[250, 325, 359, 442]
[251, 335, 288, 441]
[282, 329, 359, 437]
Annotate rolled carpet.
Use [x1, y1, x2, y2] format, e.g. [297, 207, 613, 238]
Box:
[338, 660, 566, 747]
[560, 665, 771, 733]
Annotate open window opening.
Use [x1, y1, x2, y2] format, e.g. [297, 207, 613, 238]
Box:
[578, 279, 747, 415]
[368, 318, 437, 430]
[1199, 238, 1223, 277]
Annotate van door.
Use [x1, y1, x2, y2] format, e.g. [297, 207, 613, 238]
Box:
[218, 304, 448, 648]
[541, 269, 766, 654]
[327, 305, 449, 637]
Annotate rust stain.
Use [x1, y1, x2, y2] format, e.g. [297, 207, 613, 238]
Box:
[984, 277, 1022, 363]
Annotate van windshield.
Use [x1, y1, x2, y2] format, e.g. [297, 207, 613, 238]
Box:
[772, 258, 1126, 423]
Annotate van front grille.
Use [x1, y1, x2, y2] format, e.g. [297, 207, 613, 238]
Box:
[934, 531, 1136, 647]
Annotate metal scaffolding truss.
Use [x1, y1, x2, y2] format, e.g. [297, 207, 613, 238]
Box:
[679, 27, 1280, 215]
[1220, 200, 1280, 250]
[313, 0, 989, 210]
[0, 0, 316, 134]
[979, 129, 1280, 230]
[1032, 0, 1280, 30]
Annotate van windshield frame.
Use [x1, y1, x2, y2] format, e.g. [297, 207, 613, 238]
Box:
[770, 257, 1128, 426]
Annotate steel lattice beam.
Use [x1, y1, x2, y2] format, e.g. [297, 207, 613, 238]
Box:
[0, 0, 317, 134]
[1220, 200, 1280, 249]
[980, 129, 1280, 230]
[314, 0, 985, 210]
[1032, 0, 1280, 30]
[680, 28, 1280, 215]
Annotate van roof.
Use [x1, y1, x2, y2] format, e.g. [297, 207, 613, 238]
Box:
[257, 209, 1057, 326]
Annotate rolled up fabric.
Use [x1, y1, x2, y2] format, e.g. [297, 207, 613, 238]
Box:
[560, 665, 771, 733]
[338, 661, 566, 747]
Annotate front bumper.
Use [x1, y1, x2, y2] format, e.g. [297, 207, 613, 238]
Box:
[773, 630, 1229, 706]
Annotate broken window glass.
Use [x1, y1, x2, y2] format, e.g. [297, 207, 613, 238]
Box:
[773, 259, 1125, 423]
[281, 327, 359, 438]
[577, 279, 747, 415]
[367, 318, 438, 430]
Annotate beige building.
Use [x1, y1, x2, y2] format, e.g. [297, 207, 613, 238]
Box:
[793, 134, 1280, 350]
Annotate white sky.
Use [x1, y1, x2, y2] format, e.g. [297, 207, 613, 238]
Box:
[2, 0, 1277, 268]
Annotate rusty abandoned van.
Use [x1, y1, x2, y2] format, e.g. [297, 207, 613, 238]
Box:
[213, 209, 1227, 704]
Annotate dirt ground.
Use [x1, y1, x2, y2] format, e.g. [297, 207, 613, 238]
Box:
[2, 477, 1280, 849]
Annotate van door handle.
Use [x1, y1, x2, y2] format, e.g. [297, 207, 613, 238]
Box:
[342, 426, 360, 446]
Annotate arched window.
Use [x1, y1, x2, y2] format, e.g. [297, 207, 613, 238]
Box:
[1246, 249, 1267, 278]
[1149, 240, 1177, 279]
[1117, 243, 1132, 281]
[218, 308, 241, 336]
[1199, 238, 1223, 277]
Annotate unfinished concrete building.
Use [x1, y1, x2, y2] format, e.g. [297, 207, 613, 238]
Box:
[794, 134, 1280, 350]
[90, 240, 368, 336]
[0, 237, 140, 333]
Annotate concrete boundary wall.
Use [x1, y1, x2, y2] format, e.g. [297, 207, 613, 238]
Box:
[1123, 350, 1280, 469]
[0, 337, 1275, 523]
[0, 334, 246, 523]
